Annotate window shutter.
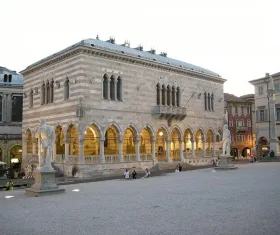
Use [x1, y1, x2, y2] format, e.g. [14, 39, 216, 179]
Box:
[256, 110, 259, 122]
[264, 109, 268, 121]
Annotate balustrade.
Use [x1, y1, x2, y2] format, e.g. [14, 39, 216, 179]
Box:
[140, 154, 153, 161]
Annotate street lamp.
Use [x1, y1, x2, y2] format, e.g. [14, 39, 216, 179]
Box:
[264, 77, 271, 143]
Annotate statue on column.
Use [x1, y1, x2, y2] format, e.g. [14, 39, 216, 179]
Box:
[35, 118, 55, 168]
[222, 111, 231, 156]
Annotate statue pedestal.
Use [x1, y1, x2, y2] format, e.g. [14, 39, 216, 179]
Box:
[214, 155, 238, 170]
[25, 166, 65, 197]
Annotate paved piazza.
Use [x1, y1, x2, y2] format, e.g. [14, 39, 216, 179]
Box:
[1, 163, 280, 235]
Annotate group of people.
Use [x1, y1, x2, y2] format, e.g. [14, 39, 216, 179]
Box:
[175, 163, 182, 172]
[212, 158, 220, 167]
[123, 168, 150, 179]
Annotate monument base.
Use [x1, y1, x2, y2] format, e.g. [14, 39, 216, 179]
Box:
[25, 166, 65, 197]
[214, 155, 238, 170]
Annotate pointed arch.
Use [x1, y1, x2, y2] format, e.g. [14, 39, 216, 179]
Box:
[172, 86, 176, 106]
[176, 87, 180, 107]
[110, 75, 116, 100]
[167, 85, 171, 106]
[84, 123, 102, 156]
[55, 125, 65, 155]
[103, 123, 121, 155]
[161, 84, 166, 105]
[140, 124, 155, 138]
[123, 124, 138, 155]
[41, 81, 45, 105]
[64, 77, 70, 100]
[156, 83, 160, 105]
[117, 76, 122, 101]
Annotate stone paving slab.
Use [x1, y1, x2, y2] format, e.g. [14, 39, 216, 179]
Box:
[0, 163, 279, 235]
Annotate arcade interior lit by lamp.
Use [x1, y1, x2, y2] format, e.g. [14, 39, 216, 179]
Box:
[11, 158, 19, 163]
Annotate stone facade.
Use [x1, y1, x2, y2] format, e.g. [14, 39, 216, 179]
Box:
[249, 72, 280, 157]
[224, 93, 254, 158]
[21, 38, 225, 174]
[0, 66, 23, 169]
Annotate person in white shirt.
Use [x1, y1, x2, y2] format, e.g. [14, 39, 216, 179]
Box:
[124, 169, 130, 179]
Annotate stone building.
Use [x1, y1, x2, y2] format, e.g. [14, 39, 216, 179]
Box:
[0, 66, 23, 170]
[224, 93, 254, 158]
[249, 72, 280, 157]
[21, 37, 225, 176]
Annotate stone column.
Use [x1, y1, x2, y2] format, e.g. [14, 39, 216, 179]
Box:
[100, 139, 105, 163]
[107, 79, 111, 100]
[213, 138, 216, 157]
[6, 94, 11, 123]
[202, 136, 206, 157]
[78, 135, 85, 164]
[166, 139, 172, 162]
[64, 141, 69, 162]
[151, 137, 156, 161]
[118, 139, 124, 162]
[53, 140, 56, 162]
[2, 93, 6, 123]
[191, 138, 195, 157]
[179, 140, 184, 162]
[136, 136, 141, 161]
[32, 138, 36, 155]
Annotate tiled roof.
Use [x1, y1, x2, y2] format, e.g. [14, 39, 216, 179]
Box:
[224, 93, 246, 103]
[26, 38, 221, 78]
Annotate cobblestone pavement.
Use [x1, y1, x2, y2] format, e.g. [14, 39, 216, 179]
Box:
[1, 163, 280, 235]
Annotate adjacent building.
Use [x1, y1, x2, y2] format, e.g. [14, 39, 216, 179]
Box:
[21, 37, 226, 176]
[249, 72, 280, 157]
[224, 93, 254, 158]
[0, 66, 23, 171]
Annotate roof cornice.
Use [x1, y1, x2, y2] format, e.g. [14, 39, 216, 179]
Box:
[21, 45, 226, 84]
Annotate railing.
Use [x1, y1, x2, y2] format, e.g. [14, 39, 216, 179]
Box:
[123, 154, 136, 162]
[183, 151, 193, 159]
[205, 150, 214, 157]
[140, 154, 153, 161]
[85, 155, 100, 164]
[67, 155, 79, 164]
[105, 155, 119, 163]
[236, 126, 248, 132]
[153, 105, 187, 121]
[155, 153, 166, 161]
[55, 154, 63, 163]
[195, 151, 204, 158]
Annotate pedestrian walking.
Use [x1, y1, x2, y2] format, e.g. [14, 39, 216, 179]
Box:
[132, 170, 137, 179]
[123, 169, 130, 179]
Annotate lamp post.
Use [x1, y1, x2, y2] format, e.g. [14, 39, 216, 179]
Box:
[264, 79, 271, 143]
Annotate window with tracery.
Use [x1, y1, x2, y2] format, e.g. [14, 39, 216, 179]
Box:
[41, 82, 45, 105]
[156, 83, 160, 105]
[117, 76, 122, 101]
[110, 76, 115, 100]
[64, 78, 70, 100]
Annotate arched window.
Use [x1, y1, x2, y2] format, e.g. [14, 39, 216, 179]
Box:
[103, 74, 108, 99]
[156, 83, 160, 105]
[8, 75, 12, 83]
[204, 92, 207, 110]
[46, 80, 50, 104]
[176, 87, 180, 107]
[41, 82, 45, 105]
[117, 76, 122, 101]
[167, 85, 171, 106]
[29, 89, 33, 108]
[110, 76, 115, 100]
[211, 93, 214, 111]
[4, 74, 7, 82]
[208, 93, 211, 111]
[172, 86, 176, 106]
[50, 79, 54, 103]
[64, 77, 69, 100]
[162, 85, 166, 105]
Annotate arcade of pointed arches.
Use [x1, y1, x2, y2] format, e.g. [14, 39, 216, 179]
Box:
[23, 123, 223, 164]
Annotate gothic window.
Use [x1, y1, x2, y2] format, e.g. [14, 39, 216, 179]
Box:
[208, 93, 211, 111]
[103, 74, 109, 99]
[117, 76, 122, 101]
[29, 90, 33, 108]
[204, 92, 207, 110]
[0, 95, 2, 121]
[12, 95, 23, 121]
[161, 85, 166, 105]
[64, 77, 69, 100]
[156, 83, 160, 105]
[50, 79, 54, 103]
[110, 76, 115, 100]
[46, 80, 50, 104]
[41, 82, 45, 105]
[176, 87, 180, 107]
[167, 85, 171, 106]
[211, 93, 214, 111]
[8, 75, 12, 83]
[4, 74, 7, 82]
[172, 86, 176, 106]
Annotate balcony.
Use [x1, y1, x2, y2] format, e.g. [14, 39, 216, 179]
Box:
[152, 105, 187, 121]
[236, 126, 248, 132]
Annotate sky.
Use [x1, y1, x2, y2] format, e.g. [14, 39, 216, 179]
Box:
[1, 0, 280, 96]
